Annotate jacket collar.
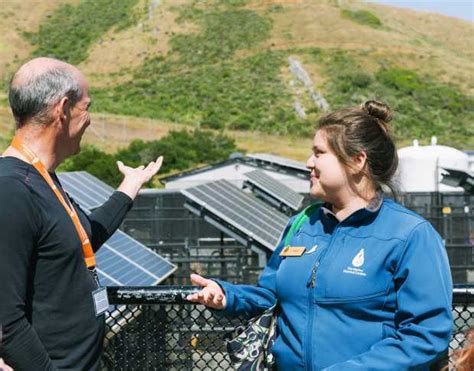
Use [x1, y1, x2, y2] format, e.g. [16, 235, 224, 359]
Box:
[320, 191, 384, 225]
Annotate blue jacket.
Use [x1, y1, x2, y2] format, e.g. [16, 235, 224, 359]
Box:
[218, 197, 453, 370]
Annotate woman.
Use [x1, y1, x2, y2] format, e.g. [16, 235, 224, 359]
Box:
[187, 100, 453, 370]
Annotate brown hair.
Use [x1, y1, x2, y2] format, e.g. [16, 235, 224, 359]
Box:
[317, 100, 398, 196]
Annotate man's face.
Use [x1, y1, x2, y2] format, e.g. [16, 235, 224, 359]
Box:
[67, 74, 91, 155]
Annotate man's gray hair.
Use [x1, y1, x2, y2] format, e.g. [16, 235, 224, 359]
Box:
[9, 67, 82, 128]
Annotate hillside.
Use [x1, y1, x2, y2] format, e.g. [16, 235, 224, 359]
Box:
[0, 0, 473, 155]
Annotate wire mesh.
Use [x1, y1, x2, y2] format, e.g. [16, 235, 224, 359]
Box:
[102, 304, 242, 370]
[101, 291, 473, 370]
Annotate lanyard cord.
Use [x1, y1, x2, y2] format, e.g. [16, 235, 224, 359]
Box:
[10, 137, 96, 269]
[284, 203, 322, 247]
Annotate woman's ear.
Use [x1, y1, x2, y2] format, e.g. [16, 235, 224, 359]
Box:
[351, 151, 368, 174]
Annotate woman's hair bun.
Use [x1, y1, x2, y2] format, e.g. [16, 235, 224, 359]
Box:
[361, 100, 393, 123]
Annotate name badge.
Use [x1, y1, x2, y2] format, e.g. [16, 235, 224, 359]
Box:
[280, 246, 306, 257]
[92, 287, 110, 317]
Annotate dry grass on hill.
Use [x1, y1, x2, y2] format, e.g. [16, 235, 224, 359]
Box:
[0, 0, 79, 79]
[258, 0, 473, 94]
[80, 0, 196, 87]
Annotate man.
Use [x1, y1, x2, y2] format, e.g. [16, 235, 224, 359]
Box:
[0, 57, 163, 370]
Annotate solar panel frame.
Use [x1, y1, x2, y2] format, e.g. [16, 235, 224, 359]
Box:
[182, 180, 289, 251]
[244, 170, 304, 211]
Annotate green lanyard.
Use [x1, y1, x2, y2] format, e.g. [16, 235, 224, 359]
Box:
[284, 203, 322, 247]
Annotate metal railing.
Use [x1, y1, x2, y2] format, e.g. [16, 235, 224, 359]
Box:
[101, 286, 474, 370]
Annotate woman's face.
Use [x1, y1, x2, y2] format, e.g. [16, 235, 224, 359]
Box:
[306, 130, 350, 201]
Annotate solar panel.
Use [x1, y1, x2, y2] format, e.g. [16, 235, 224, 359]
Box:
[58, 171, 177, 286]
[244, 170, 304, 211]
[248, 153, 309, 173]
[182, 180, 289, 251]
[96, 231, 176, 286]
[58, 171, 115, 210]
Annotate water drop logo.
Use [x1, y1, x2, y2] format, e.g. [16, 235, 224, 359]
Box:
[352, 248, 364, 268]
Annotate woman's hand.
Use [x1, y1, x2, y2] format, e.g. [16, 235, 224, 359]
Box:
[186, 274, 227, 310]
[116, 156, 163, 200]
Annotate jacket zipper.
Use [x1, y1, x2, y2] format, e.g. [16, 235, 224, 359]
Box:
[309, 261, 320, 288]
[305, 226, 340, 371]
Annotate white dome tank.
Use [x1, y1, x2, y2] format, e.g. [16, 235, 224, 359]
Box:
[396, 137, 469, 193]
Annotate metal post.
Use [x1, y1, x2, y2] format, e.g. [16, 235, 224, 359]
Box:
[220, 232, 227, 280]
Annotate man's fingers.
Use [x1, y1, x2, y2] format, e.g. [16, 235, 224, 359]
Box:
[147, 156, 163, 175]
[144, 161, 155, 171]
[154, 156, 163, 171]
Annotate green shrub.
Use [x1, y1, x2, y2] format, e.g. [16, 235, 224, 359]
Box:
[376, 68, 423, 94]
[59, 145, 122, 186]
[24, 0, 140, 64]
[305, 49, 473, 146]
[341, 9, 382, 28]
[116, 130, 238, 173]
[172, 8, 272, 65]
[93, 50, 301, 134]
[216, 0, 250, 6]
[60, 130, 239, 186]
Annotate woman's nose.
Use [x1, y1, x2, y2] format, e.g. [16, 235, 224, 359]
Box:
[306, 154, 315, 169]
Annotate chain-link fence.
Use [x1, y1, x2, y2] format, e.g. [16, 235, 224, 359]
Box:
[122, 191, 474, 285]
[101, 286, 474, 370]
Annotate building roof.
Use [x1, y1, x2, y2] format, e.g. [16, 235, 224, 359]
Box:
[159, 153, 309, 184]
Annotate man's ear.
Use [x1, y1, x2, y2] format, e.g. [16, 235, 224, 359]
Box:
[351, 151, 368, 174]
[56, 96, 70, 123]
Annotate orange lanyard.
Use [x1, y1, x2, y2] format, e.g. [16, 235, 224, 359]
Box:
[10, 137, 96, 269]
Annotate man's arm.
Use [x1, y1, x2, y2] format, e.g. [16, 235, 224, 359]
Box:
[86, 191, 133, 251]
[0, 178, 56, 370]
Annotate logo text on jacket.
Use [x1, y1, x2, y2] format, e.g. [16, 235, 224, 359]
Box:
[343, 248, 367, 276]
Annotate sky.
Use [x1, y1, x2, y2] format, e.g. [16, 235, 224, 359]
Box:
[365, 0, 474, 22]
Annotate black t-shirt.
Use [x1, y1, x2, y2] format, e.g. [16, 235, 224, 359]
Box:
[0, 157, 133, 370]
